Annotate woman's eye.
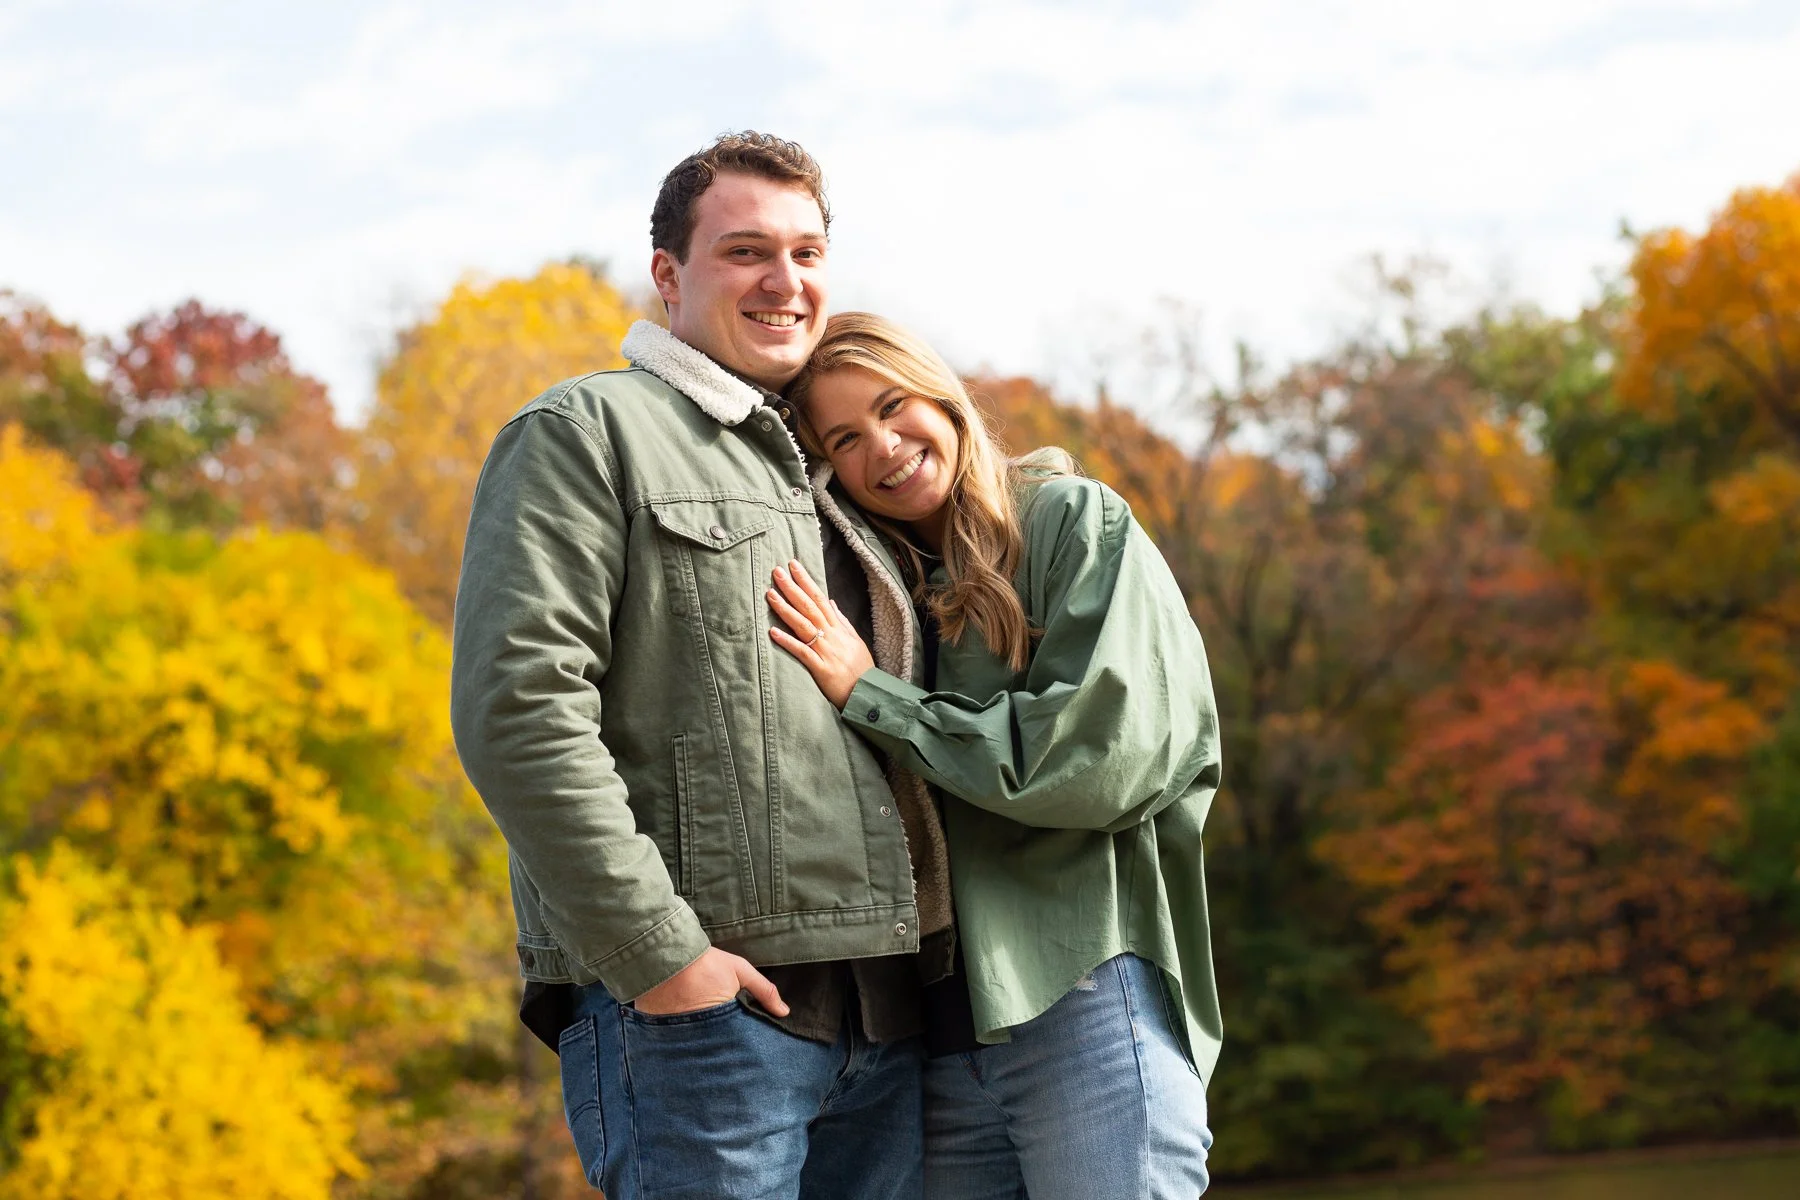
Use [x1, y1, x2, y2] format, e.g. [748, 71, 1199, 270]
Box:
[881, 398, 904, 417]
[833, 433, 856, 452]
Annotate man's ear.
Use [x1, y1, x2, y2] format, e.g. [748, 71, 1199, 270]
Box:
[650, 248, 681, 309]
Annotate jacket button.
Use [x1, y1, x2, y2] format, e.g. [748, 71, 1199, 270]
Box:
[880, 805, 892, 817]
[778, 406, 793, 421]
[759, 418, 774, 431]
[866, 707, 880, 722]
[708, 525, 729, 540]
[790, 486, 803, 498]
[894, 922, 908, 937]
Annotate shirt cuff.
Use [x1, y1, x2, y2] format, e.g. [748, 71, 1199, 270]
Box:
[843, 668, 929, 736]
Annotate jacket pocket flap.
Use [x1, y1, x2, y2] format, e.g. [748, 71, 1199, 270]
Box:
[648, 501, 774, 551]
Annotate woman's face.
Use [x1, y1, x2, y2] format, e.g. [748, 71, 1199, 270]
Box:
[804, 365, 961, 533]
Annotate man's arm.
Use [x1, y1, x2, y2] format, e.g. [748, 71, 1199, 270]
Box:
[450, 406, 714, 1001]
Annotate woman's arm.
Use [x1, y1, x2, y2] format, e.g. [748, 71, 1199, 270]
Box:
[769, 479, 1220, 833]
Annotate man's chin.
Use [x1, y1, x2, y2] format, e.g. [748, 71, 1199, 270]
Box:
[735, 346, 812, 391]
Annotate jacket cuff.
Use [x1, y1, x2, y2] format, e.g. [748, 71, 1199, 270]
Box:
[589, 903, 712, 1001]
[844, 669, 928, 738]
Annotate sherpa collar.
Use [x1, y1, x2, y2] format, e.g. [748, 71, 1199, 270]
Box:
[620, 320, 762, 427]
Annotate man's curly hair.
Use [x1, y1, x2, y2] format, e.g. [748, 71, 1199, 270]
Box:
[651, 131, 831, 263]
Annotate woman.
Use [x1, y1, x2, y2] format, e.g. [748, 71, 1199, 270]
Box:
[764, 312, 1222, 1199]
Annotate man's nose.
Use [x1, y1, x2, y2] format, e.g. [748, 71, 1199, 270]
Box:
[761, 254, 801, 297]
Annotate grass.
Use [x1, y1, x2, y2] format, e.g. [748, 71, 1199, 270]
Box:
[1222, 1140, 1800, 1199]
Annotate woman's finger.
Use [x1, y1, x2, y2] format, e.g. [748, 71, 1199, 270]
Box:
[769, 625, 825, 669]
[774, 565, 829, 628]
[766, 588, 819, 642]
[790, 561, 832, 614]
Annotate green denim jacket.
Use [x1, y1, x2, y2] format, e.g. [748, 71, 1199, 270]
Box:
[842, 472, 1226, 1084]
[450, 323, 948, 1002]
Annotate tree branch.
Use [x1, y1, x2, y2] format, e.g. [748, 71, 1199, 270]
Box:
[1704, 331, 1800, 450]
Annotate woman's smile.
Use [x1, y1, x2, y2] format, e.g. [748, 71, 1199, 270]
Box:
[877, 448, 929, 492]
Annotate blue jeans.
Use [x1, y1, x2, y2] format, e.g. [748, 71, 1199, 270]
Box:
[923, 954, 1212, 1199]
[557, 981, 924, 1199]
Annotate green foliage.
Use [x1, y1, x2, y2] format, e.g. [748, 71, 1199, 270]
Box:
[1208, 884, 1480, 1177]
[1738, 700, 1800, 914]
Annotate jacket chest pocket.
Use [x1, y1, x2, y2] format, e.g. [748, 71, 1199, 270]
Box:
[649, 501, 777, 637]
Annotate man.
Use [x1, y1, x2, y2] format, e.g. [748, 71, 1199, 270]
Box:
[450, 132, 950, 1199]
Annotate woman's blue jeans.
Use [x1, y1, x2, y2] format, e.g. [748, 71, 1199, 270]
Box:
[923, 954, 1212, 1199]
[558, 982, 923, 1198]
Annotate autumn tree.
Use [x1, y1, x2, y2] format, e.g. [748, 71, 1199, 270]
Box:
[1515, 177, 1800, 706]
[1350, 178, 1800, 1152]
[107, 300, 356, 531]
[1624, 173, 1800, 453]
[0, 293, 353, 531]
[352, 261, 641, 624]
[0, 294, 127, 503]
[0, 846, 361, 1200]
[0, 428, 555, 1196]
[1321, 658, 1759, 1128]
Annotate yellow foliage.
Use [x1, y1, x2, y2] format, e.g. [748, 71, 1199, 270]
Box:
[0, 845, 360, 1200]
[0, 423, 105, 577]
[0, 439, 518, 1193]
[0, 526, 468, 910]
[353, 261, 642, 623]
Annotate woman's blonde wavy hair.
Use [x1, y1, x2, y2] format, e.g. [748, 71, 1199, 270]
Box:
[788, 312, 1072, 672]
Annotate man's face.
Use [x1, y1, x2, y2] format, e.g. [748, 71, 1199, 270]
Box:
[652, 172, 829, 391]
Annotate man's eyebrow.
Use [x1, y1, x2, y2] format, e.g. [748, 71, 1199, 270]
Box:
[713, 229, 829, 245]
[818, 388, 904, 442]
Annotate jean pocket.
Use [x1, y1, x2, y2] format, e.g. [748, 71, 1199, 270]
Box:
[558, 1015, 606, 1185]
[621, 996, 744, 1027]
[617, 995, 795, 1196]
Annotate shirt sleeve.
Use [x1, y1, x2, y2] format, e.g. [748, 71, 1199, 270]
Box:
[450, 406, 710, 1000]
[841, 478, 1221, 833]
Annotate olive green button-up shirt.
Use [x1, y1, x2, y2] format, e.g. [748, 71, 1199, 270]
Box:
[842, 472, 1226, 1084]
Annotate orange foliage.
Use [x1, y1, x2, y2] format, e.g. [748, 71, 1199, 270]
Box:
[1324, 655, 1759, 1113]
[974, 376, 1194, 541]
[1622, 173, 1800, 451]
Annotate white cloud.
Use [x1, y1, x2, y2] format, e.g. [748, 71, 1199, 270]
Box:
[2, 0, 1796, 422]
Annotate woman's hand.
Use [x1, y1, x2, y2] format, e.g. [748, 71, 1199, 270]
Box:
[767, 560, 875, 710]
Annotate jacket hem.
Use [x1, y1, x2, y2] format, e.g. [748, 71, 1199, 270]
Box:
[515, 901, 924, 989]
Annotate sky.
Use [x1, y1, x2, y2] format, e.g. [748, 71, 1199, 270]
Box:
[3, 0, 1798, 422]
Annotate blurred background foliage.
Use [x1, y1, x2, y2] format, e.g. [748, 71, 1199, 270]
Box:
[2, 173, 1798, 1196]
